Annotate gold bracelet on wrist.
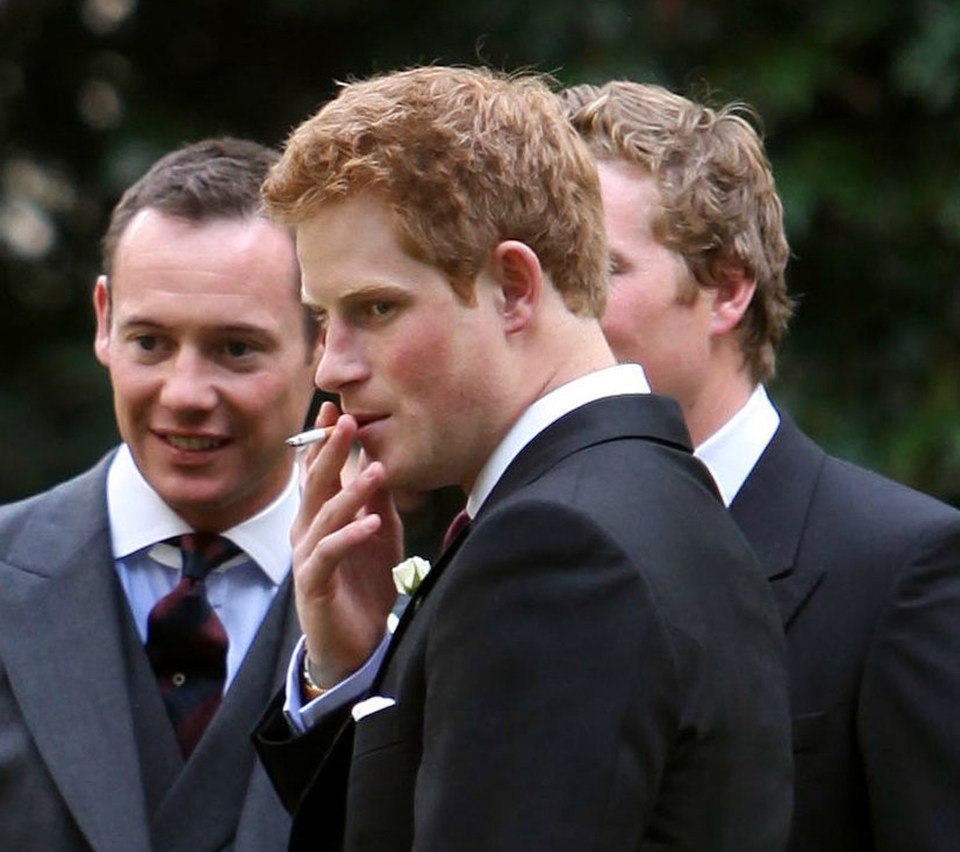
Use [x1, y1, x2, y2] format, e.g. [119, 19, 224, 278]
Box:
[301, 651, 327, 701]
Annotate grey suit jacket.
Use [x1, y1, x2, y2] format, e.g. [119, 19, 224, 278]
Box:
[0, 452, 300, 852]
[731, 412, 960, 852]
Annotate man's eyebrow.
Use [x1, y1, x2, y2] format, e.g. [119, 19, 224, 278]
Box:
[215, 322, 276, 337]
[340, 283, 406, 302]
[113, 315, 165, 329]
[302, 281, 406, 309]
[116, 315, 273, 337]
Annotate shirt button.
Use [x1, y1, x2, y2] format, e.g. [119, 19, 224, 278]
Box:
[172, 672, 186, 687]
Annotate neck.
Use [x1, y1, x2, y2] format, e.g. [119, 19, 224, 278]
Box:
[685, 379, 756, 447]
[683, 341, 757, 447]
[536, 313, 617, 397]
[460, 315, 615, 494]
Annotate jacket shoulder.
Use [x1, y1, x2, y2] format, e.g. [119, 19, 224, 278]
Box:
[0, 454, 114, 563]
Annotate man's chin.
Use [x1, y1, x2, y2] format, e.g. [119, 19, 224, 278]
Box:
[382, 465, 450, 497]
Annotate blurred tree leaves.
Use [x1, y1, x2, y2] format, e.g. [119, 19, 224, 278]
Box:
[1, 0, 958, 503]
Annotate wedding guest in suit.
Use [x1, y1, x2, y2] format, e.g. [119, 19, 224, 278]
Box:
[561, 80, 960, 852]
[253, 65, 792, 852]
[0, 137, 321, 852]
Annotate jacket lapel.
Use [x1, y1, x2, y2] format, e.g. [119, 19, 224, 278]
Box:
[730, 414, 827, 627]
[487, 393, 694, 510]
[150, 577, 299, 852]
[0, 457, 152, 852]
[371, 526, 467, 693]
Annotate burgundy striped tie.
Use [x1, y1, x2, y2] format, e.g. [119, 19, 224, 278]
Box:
[145, 533, 239, 758]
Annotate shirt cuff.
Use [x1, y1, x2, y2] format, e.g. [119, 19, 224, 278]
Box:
[282, 634, 390, 733]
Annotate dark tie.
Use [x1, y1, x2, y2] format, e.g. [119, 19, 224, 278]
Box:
[145, 533, 240, 758]
[441, 507, 472, 552]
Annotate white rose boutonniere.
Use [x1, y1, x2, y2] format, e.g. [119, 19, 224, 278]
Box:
[392, 555, 432, 596]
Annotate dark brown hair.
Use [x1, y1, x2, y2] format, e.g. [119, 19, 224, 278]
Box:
[101, 137, 280, 276]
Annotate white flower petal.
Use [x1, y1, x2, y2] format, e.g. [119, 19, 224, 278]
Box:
[392, 556, 432, 595]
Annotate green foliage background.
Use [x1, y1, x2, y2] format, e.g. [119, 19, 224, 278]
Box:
[2, 0, 959, 504]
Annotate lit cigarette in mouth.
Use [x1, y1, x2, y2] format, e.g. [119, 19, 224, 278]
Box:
[285, 425, 335, 448]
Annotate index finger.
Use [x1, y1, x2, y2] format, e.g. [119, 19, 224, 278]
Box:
[297, 412, 360, 520]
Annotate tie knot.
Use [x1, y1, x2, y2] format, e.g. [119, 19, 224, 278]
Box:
[169, 533, 241, 580]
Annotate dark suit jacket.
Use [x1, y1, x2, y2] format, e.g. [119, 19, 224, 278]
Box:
[730, 412, 960, 852]
[0, 452, 300, 852]
[257, 394, 793, 852]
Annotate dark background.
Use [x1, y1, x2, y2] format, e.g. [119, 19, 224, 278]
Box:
[2, 0, 959, 505]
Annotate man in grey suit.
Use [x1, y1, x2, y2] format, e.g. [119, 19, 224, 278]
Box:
[0, 137, 320, 851]
[562, 80, 960, 852]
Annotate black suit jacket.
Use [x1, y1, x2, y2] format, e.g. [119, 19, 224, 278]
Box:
[0, 452, 299, 852]
[730, 412, 960, 852]
[257, 394, 793, 852]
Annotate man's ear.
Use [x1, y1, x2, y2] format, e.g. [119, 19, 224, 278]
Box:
[93, 274, 112, 367]
[710, 263, 756, 336]
[490, 240, 541, 333]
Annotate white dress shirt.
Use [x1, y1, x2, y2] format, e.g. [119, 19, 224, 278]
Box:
[694, 384, 780, 507]
[285, 363, 652, 729]
[107, 444, 295, 689]
[467, 363, 652, 516]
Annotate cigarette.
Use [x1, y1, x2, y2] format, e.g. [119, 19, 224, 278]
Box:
[285, 425, 335, 448]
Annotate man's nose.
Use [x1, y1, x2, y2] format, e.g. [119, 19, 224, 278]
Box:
[314, 319, 368, 392]
[158, 349, 218, 411]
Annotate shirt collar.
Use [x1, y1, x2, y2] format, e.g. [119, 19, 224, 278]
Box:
[467, 363, 651, 517]
[694, 384, 780, 507]
[106, 444, 297, 585]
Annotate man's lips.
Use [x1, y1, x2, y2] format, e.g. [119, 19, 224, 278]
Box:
[345, 411, 386, 426]
[158, 433, 229, 451]
[351, 415, 387, 436]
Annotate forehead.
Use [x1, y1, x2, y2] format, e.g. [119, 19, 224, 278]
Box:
[112, 209, 300, 300]
[109, 209, 305, 334]
[597, 159, 661, 235]
[295, 195, 433, 307]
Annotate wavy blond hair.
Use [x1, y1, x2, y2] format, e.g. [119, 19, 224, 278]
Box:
[560, 81, 793, 382]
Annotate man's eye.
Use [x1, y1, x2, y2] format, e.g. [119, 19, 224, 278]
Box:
[371, 301, 393, 317]
[135, 335, 158, 351]
[225, 340, 253, 357]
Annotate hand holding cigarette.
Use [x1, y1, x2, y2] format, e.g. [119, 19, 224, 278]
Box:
[288, 403, 402, 689]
